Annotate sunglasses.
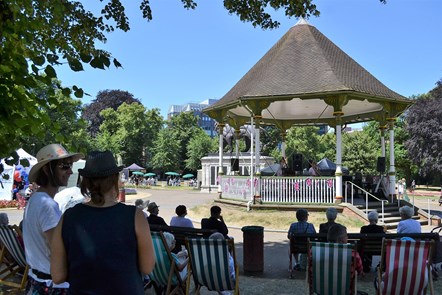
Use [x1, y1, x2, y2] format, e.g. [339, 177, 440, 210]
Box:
[58, 163, 73, 170]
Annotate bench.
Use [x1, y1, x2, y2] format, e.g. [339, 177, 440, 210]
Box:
[149, 224, 218, 252]
[290, 232, 440, 257]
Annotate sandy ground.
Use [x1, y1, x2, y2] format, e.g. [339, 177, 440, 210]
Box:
[1, 188, 441, 294]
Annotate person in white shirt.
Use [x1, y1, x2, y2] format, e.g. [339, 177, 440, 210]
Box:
[170, 205, 194, 228]
[23, 144, 83, 294]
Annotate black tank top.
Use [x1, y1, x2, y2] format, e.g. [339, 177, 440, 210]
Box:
[62, 203, 143, 295]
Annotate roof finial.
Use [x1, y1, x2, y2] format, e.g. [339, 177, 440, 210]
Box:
[295, 17, 310, 26]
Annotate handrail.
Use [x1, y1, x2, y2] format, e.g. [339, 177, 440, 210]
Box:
[345, 181, 388, 224]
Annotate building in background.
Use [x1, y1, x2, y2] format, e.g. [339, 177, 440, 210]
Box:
[167, 99, 218, 137]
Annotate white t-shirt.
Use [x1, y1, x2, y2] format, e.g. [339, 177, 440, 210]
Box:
[170, 216, 194, 228]
[23, 191, 68, 287]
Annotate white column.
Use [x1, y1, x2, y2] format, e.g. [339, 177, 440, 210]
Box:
[335, 116, 343, 201]
[380, 127, 386, 157]
[255, 121, 261, 174]
[218, 124, 225, 195]
[249, 118, 254, 200]
[388, 119, 396, 198]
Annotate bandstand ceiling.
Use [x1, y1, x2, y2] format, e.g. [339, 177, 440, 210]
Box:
[204, 19, 413, 128]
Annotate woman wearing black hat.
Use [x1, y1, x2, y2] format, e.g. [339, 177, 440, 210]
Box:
[50, 151, 155, 294]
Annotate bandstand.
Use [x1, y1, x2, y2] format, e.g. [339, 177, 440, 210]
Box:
[203, 19, 413, 204]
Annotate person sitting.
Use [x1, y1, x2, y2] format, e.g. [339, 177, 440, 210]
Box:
[327, 224, 363, 275]
[319, 207, 340, 234]
[147, 202, 168, 226]
[288, 208, 316, 271]
[170, 205, 194, 228]
[209, 232, 235, 295]
[163, 232, 188, 280]
[0, 212, 9, 225]
[135, 199, 148, 218]
[201, 205, 228, 237]
[397, 205, 421, 233]
[308, 160, 318, 176]
[360, 211, 385, 234]
[360, 211, 385, 273]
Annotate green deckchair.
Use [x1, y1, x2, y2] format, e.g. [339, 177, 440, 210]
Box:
[149, 231, 185, 295]
[307, 241, 357, 295]
[185, 238, 239, 295]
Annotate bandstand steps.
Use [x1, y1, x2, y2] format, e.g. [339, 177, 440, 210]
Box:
[357, 202, 424, 231]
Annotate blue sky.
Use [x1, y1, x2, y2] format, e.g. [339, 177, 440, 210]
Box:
[57, 0, 442, 119]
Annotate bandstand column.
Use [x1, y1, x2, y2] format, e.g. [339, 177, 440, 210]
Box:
[334, 112, 344, 202]
[380, 126, 386, 157]
[217, 123, 225, 195]
[281, 131, 287, 160]
[387, 118, 396, 199]
[254, 116, 261, 202]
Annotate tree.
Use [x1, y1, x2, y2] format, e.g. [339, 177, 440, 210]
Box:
[405, 80, 442, 178]
[151, 128, 181, 172]
[186, 129, 217, 171]
[95, 102, 163, 167]
[0, 0, 388, 158]
[342, 130, 379, 175]
[82, 90, 141, 136]
[285, 126, 330, 166]
[168, 112, 200, 171]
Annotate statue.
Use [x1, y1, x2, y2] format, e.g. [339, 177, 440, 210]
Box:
[215, 123, 254, 153]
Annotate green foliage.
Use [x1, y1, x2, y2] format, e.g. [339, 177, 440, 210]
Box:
[168, 112, 201, 170]
[95, 102, 163, 167]
[186, 129, 217, 171]
[151, 128, 181, 171]
[342, 130, 379, 175]
[285, 126, 332, 166]
[0, 0, 129, 157]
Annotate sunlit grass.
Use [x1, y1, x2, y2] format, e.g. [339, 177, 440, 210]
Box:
[188, 203, 366, 233]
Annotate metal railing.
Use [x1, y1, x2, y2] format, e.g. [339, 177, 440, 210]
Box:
[345, 181, 387, 224]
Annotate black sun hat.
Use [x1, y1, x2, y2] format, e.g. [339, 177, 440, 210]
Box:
[78, 151, 123, 178]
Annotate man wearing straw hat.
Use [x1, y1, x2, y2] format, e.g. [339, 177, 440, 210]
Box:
[22, 144, 83, 294]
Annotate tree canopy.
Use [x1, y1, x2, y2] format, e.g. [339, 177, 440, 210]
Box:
[82, 90, 141, 136]
[405, 80, 442, 177]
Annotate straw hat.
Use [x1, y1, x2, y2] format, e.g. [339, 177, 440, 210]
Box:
[29, 144, 84, 182]
[78, 151, 123, 178]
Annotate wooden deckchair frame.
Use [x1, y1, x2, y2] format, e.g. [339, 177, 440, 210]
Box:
[150, 231, 186, 295]
[307, 241, 357, 295]
[377, 238, 434, 295]
[0, 224, 29, 290]
[185, 237, 239, 295]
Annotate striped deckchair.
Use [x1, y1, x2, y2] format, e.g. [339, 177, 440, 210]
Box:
[307, 241, 356, 295]
[149, 231, 185, 295]
[0, 224, 29, 290]
[185, 238, 239, 295]
[377, 238, 435, 295]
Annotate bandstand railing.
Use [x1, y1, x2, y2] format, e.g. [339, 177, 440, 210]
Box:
[220, 176, 336, 203]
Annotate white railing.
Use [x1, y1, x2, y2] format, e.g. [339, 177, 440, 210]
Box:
[220, 176, 335, 203]
[345, 181, 387, 223]
[260, 177, 335, 203]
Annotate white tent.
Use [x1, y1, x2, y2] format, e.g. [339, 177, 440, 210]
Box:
[0, 148, 37, 201]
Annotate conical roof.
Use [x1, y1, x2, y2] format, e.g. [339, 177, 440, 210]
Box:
[205, 19, 412, 125]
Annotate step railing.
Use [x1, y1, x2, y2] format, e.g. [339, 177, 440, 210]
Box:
[345, 181, 387, 224]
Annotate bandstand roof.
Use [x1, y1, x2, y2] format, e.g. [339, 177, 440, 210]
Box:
[204, 19, 413, 128]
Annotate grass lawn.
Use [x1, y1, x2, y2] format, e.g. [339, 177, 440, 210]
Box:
[188, 203, 366, 233]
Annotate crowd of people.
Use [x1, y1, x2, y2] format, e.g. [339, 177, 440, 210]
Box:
[1, 142, 438, 294]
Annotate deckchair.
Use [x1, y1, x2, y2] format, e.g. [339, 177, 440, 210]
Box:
[376, 238, 434, 295]
[149, 231, 186, 295]
[307, 241, 357, 295]
[185, 237, 239, 295]
[0, 224, 29, 290]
